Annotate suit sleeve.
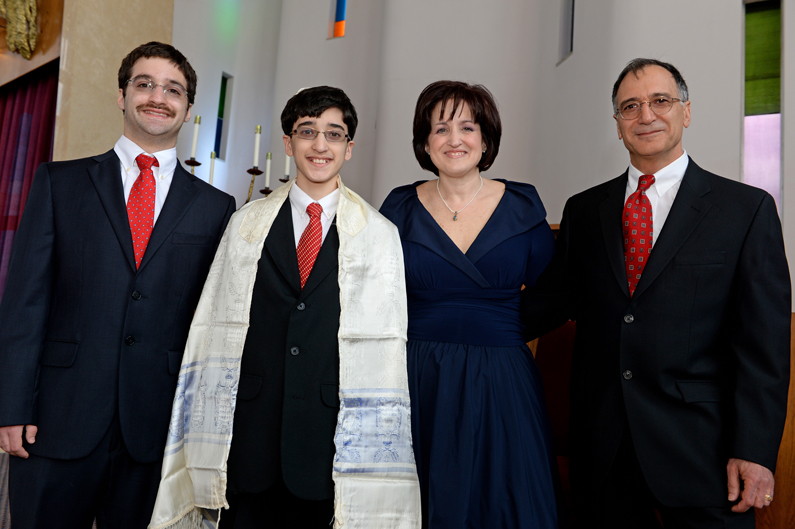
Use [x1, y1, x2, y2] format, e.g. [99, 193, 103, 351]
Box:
[730, 193, 791, 472]
[0, 162, 56, 427]
[521, 199, 575, 341]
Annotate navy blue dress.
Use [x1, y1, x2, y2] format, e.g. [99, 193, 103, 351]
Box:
[380, 180, 559, 528]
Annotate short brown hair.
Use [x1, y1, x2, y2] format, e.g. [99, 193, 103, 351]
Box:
[412, 80, 501, 176]
[118, 41, 197, 106]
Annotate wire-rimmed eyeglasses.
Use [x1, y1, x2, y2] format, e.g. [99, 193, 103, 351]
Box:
[616, 97, 683, 120]
[291, 127, 351, 143]
[126, 77, 187, 100]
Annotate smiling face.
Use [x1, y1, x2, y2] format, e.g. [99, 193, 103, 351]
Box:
[614, 65, 691, 174]
[116, 57, 191, 153]
[283, 107, 354, 200]
[426, 101, 485, 181]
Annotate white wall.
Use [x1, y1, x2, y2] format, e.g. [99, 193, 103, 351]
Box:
[172, 0, 282, 207]
[369, 0, 744, 218]
[265, 0, 385, 201]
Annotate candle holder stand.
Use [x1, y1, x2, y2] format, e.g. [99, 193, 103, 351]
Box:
[246, 167, 264, 204]
[184, 157, 201, 175]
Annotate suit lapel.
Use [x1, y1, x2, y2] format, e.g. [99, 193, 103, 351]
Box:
[265, 200, 302, 294]
[633, 159, 711, 299]
[299, 222, 338, 301]
[87, 150, 136, 271]
[598, 173, 631, 297]
[138, 163, 199, 272]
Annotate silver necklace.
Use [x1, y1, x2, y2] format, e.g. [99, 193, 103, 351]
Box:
[436, 176, 484, 221]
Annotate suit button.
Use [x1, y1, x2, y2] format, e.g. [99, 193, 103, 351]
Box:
[131, 291, 142, 300]
[125, 336, 135, 346]
[297, 302, 306, 311]
[290, 346, 299, 356]
[623, 314, 635, 324]
[623, 370, 633, 380]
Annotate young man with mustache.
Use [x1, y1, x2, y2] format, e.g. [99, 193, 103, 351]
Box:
[0, 42, 236, 528]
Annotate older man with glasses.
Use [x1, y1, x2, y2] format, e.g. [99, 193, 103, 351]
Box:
[0, 41, 236, 529]
[526, 58, 790, 529]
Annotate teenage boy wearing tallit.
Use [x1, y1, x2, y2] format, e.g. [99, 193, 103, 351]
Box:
[149, 86, 420, 529]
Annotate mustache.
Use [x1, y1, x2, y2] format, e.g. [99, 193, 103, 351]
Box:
[136, 103, 175, 117]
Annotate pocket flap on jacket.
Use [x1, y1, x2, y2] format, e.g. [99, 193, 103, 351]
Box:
[676, 380, 723, 403]
[172, 233, 214, 245]
[675, 251, 726, 266]
[237, 374, 263, 401]
[39, 341, 79, 367]
[321, 383, 340, 408]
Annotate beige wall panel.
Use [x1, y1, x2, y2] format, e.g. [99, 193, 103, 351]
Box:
[54, 0, 173, 161]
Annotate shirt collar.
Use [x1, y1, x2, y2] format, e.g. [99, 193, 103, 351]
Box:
[627, 150, 689, 196]
[289, 180, 340, 221]
[114, 135, 178, 175]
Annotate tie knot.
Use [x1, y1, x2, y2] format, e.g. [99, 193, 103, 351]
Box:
[306, 202, 323, 218]
[637, 175, 655, 193]
[135, 154, 159, 172]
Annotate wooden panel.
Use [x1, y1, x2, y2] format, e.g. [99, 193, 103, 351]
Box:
[755, 313, 795, 528]
[0, 0, 64, 87]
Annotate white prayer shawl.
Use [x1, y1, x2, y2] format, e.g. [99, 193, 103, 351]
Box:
[149, 177, 420, 529]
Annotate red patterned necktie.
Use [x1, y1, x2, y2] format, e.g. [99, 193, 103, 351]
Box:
[128, 154, 159, 269]
[297, 202, 323, 288]
[623, 175, 655, 296]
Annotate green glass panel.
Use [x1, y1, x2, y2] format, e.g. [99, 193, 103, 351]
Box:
[218, 76, 228, 118]
[745, 78, 781, 115]
[745, 2, 780, 115]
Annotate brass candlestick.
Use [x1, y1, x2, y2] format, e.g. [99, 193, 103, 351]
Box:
[246, 167, 264, 203]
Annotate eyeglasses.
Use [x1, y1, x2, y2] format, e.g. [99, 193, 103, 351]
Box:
[616, 97, 683, 120]
[291, 127, 350, 143]
[126, 77, 187, 100]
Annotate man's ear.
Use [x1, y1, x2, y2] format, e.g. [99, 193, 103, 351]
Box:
[345, 140, 354, 161]
[117, 89, 126, 114]
[614, 114, 622, 140]
[184, 104, 192, 124]
[283, 135, 293, 156]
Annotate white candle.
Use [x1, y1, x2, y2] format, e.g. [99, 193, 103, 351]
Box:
[209, 151, 216, 186]
[190, 116, 201, 158]
[265, 152, 272, 187]
[284, 154, 291, 178]
[253, 125, 262, 167]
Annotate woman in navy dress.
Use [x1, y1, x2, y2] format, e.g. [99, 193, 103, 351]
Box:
[380, 81, 559, 528]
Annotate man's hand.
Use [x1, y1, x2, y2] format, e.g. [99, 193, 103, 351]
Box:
[0, 424, 37, 458]
[727, 458, 775, 512]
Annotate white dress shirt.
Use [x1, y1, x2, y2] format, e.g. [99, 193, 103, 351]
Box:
[114, 135, 178, 224]
[625, 151, 689, 247]
[289, 183, 339, 248]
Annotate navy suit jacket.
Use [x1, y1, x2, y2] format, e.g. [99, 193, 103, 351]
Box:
[0, 149, 235, 463]
[226, 200, 341, 500]
[525, 158, 791, 507]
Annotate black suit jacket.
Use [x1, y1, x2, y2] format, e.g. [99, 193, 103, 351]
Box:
[0, 149, 235, 463]
[525, 158, 791, 507]
[226, 200, 341, 501]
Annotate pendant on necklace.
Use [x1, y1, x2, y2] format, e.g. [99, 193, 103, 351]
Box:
[453, 212, 458, 221]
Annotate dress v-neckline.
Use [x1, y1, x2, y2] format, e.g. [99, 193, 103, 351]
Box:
[413, 183, 506, 258]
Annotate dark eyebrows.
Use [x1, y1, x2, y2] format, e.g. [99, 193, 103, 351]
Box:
[130, 74, 186, 90]
[618, 91, 675, 108]
[294, 120, 317, 129]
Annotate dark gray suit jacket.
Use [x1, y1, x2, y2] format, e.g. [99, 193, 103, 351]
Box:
[525, 158, 791, 507]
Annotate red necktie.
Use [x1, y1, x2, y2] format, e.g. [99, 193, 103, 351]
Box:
[128, 154, 158, 269]
[297, 202, 323, 288]
[623, 175, 655, 296]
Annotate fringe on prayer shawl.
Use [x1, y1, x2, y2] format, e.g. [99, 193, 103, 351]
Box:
[149, 177, 421, 529]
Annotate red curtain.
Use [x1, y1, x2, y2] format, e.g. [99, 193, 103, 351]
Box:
[0, 59, 59, 301]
